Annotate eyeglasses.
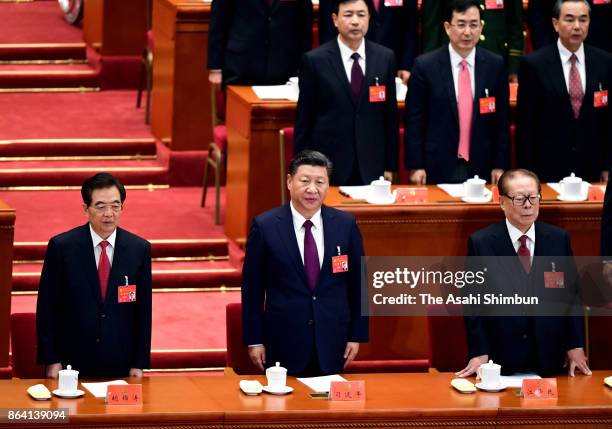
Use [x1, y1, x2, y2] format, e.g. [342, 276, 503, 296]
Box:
[91, 203, 122, 213]
[449, 22, 481, 31]
[503, 194, 541, 207]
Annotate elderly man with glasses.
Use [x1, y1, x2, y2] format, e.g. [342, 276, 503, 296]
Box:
[36, 173, 152, 380]
[457, 168, 591, 379]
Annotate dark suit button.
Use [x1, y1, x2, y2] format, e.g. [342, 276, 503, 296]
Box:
[308, 320, 314, 325]
[96, 338, 100, 343]
[522, 334, 528, 340]
[101, 314, 106, 318]
[312, 296, 317, 301]
[268, 17, 272, 22]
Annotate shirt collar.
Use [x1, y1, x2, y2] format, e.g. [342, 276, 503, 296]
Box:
[337, 35, 366, 64]
[290, 201, 322, 231]
[89, 224, 117, 249]
[448, 43, 476, 69]
[505, 218, 536, 246]
[557, 38, 585, 66]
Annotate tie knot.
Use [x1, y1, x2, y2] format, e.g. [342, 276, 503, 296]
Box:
[570, 54, 577, 65]
[351, 52, 360, 61]
[100, 240, 109, 249]
[303, 220, 313, 231]
[519, 235, 528, 247]
[460, 59, 468, 70]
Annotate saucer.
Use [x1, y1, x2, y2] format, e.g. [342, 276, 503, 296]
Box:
[52, 388, 85, 398]
[262, 385, 293, 395]
[475, 382, 506, 392]
[366, 194, 395, 205]
[557, 193, 587, 202]
[462, 189, 492, 203]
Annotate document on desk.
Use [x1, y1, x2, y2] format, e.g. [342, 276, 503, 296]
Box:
[297, 375, 347, 393]
[339, 185, 371, 200]
[500, 373, 541, 388]
[437, 184, 465, 198]
[82, 380, 128, 398]
[252, 85, 293, 100]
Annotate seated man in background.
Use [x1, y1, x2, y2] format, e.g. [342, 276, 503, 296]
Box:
[242, 150, 368, 375]
[37, 173, 152, 379]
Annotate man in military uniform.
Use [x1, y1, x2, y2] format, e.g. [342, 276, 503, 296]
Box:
[421, 0, 524, 80]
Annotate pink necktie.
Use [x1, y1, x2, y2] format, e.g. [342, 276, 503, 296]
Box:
[517, 235, 531, 273]
[373, 0, 380, 11]
[457, 59, 473, 161]
[98, 240, 110, 302]
[569, 54, 583, 119]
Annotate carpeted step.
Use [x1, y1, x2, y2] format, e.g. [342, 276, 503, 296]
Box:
[0, 63, 98, 89]
[150, 349, 226, 371]
[0, 43, 87, 62]
[12, 261, 242, 292]
[14, 238, 232, 261]
[0, 138, 157, 159]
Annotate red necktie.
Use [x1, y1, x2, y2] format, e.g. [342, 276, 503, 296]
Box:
[457, 59, 473, 161]
[569, 54, 583, 119]
[303, 220, 320, 290]
[98, 240, 110, 302]
[517, 235, 531, 273]
[373, 0, 380, 11]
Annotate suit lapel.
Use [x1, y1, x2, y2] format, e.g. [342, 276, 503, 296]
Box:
[328, 41, 355, 105]
[318, 206, 336, 288]
[439, 48, 459, 123]
[105, 228, 128, 306]
[490, 221, 526, 293]
[581, 45, 598, 117]
[79, 224, 103, 307]
[356, 41, 376, 108]
[544, 46, 574, 116]
[276, 205, 310, 289]
[472, 48, 486, 127]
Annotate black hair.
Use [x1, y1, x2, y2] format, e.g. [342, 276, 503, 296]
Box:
[288, 150, 333, 178]
[444, 0, 481, 22]
[497, 169, 542, 197]
[81, 172, 126, 206]
[332, 0, 373, 16]
[552, 0, 590, 19]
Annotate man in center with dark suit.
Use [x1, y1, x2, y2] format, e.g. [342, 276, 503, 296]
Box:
[457, 169, 591, 378]
[294, 0, 398, 186]
[242, 150, 368, 375]
[404, 0, 510, 185]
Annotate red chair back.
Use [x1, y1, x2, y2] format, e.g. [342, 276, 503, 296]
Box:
[225, 303, 261, 375]
[10, 313, 45, 379]
[426, 304, 468, 372]
[279, 127, 294, 204]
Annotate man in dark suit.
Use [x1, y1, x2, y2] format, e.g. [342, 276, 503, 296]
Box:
[242, 150, 368, 375]
[37, 173, 152, 379]
[207, 0, 313, 86]
[405, 0, 510, 185]
[318, 0, 418, 83]
[295, 0, 398, 186]
[457, 169, 590, 377]
[517, 0, 611, 183]
[529, 0, 611, 53]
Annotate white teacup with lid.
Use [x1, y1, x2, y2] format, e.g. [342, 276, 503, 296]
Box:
[266, 362, 287, 390]
[477, 360, 502, 388]
[58, 365, 79, 394]
[464, 175, 486, 199]
[560, 173, 583, 199]
[286, 76, 299, 100]
[367, 176, 394, 204]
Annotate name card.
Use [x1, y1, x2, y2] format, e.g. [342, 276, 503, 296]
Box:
[522, 378, 557, 399]
[395, 187, 428, 204]
[107, 384, 143, 405]
[329, 380, 365, 401]
[588, 186, 605, 202]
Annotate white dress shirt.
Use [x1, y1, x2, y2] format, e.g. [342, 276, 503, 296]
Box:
[505, 218, 535, 264]
[89, 224, 116, 268]
[557, 39, 586, 94]
[338, 35, 366, 84]
[290, 202, 324, 269]
[449, 44, 476, 100]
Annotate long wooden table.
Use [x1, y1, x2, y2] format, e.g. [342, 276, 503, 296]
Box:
[0, 372, 610, 428]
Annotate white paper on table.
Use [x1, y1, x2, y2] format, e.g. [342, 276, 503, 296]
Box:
[297, 374, 346, 393]
[547, 182, 591, 195]
[500, 373, 541, 388]
[437, 183, 465, 198]
[252, 85, 295, 100]
[339, 185, 371, 200]
[396, 84, 407, 101]
[81, 380, 128, 398]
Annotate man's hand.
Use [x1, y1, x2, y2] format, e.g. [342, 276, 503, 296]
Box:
[600, 170, 609, 183]
[129, 368, 143, 378]
[383, 171, 394, 182]
[248, 345, 266, 372]
[491, 169, 504, 185]
[455, 354, 488, 378]
[45, 363, 62, 379]
[397, 70, 411, 84]
[208, 70, 222, 85]
[409, 169, 426, 185]
[343, 342, 360, 368]
[565, 348, 591, 377]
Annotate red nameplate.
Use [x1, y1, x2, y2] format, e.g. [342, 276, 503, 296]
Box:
[369, 85, 386, 102]
[384, 0, 403, 6]
[544, 271, 565, 289]
[332, 255, 349, 273]
[592, 0, 610, 5]
[118, 285, 137, 303]
[395, 187, 428, 204]
[588, 186, 605, 201]
[594, 90, 608, 107]
[479, 97, 496, 114]
[522, 378, 558, 399]
[485, 0, 504, 9]
[107, 384, 143, 405]
[329, 380, 365, 401]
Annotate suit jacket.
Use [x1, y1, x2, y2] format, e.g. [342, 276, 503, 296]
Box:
[421, 0, 524, 74]
[528, 0, 611, 53]
[465, 221, 585, 376]
[318, 0, 418, 71]
[516, 43, 612, 182]
[602, 171, 612, 256]
[207, 0, 313, 86]
[241, 204, 368, 375]
[294, 39, 399, 185]
[404, 46, 510, 183]
[36, 224, 152, 378]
